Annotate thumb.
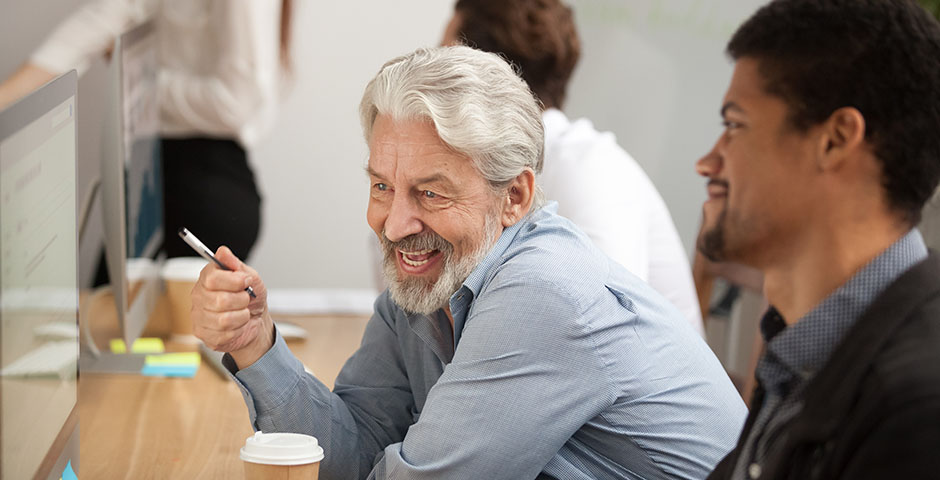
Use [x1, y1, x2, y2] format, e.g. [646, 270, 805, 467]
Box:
[214, 245, 245, 272]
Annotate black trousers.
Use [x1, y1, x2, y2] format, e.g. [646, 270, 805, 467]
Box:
[93, 137, 261, 286]
[161, 137, 262, 260]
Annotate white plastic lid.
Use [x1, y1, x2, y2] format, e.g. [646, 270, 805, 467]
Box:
[160, 257, 209, 281]
[239, 431, 324, 466]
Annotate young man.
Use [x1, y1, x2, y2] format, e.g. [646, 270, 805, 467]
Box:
[696, 1, 940, 478]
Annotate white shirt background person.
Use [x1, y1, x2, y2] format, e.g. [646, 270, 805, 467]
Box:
[540, 108, 704, 335]
[29, 0, 283, 148]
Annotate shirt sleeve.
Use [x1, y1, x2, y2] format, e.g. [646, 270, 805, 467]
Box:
[229, 295, 416, 480]
[157, 0, 278, 135]
[30, 0, 153, 75]
[372, 276, 616, 479]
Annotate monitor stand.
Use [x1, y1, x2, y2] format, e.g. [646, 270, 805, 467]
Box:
[78, 351, 147, 374]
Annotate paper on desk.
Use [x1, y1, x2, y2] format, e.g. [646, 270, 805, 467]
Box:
[266, 288, 377, 315]
[141, 365, 198, 377]
[110, 337, 165, 354]
[140, 352, 200, 377]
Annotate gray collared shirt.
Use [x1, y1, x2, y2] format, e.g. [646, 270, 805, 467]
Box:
[227, 204, 746, 480]
[733, 229, 928, 480]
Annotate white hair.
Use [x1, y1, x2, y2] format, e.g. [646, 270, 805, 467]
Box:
[359, 45, 545, 208]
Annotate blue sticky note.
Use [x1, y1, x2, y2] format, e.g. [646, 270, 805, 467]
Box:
[141, 364, 198, 378]
[61, 460, 77, 480]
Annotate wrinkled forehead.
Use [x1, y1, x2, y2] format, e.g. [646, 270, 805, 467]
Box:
[367, 115, 483, 182]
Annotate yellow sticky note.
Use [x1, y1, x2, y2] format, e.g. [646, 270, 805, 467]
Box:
[144, 352, 200, 367]
[109, 339, 127, 354]
[109, 337, 166, 354]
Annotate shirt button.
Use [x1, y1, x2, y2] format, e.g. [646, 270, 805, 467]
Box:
[748, 463, 762, 479]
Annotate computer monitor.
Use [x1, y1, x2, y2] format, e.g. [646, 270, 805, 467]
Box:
[0, 71, 80, 479]
[99, 20, 164, 350]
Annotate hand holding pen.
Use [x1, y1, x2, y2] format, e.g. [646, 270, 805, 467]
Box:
[183, 228, 275, 365]
[179, 228, 256, 298]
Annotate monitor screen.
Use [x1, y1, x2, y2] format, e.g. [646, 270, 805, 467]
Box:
[98, 20, 164, 350]
[121, 21, 162, 261]
[0, 71, 79, 479]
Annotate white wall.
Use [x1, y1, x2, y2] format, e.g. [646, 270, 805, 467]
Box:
[2, 0, 767, 291]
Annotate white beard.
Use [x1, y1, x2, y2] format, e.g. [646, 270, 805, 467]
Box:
[382, 213, 501, 315]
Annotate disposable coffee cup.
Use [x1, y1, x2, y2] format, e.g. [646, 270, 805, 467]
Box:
[240, 431, 324, 479]
[160, 257, 209, 341]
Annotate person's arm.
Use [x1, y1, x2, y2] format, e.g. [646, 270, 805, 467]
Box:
[191, 248, 417, 479]
[692, 250, 716, 325]
[370, 277, 614, 479]
[29, 0, 145, 75]
[0, 0, 145, 109]
[232, 292, 416, 480]
[157, 0, 279, 134]
[0, 64, 56, 110]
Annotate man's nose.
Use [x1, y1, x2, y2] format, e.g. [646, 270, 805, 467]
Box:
[383, 193, 424, 242]
[695, 139, 723, 178]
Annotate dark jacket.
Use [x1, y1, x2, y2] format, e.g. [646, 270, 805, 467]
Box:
[708, 253, 940, 480]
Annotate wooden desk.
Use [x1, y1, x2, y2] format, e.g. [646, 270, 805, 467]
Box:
[79, 293, 369, 478]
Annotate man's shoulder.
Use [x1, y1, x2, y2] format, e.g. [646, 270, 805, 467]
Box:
[482, 207, 662, 312]
[497, 207, 609, 280]
[868, 292, 940, 401]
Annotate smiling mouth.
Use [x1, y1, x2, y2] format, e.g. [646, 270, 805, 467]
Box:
[399, 248, 441, 267]
[706, 180, 729, 199]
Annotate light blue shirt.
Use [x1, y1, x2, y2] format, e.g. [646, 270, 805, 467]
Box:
[225, 204, 746, 479]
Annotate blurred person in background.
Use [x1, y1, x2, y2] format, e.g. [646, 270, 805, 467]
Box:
[0, 0, 293, 262]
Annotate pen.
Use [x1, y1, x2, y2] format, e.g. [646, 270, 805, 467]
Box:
[177, 227, 257, 298]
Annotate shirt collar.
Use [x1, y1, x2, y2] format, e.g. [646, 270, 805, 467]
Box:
[758, 229, 927, 391]
[447, 204, 554, 347]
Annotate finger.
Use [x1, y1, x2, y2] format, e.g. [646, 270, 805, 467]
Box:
[215, 245, 245, 272]
[197, 308, 251, 332]
[202, 267, 251, 293]
[200, 290, 251, 313]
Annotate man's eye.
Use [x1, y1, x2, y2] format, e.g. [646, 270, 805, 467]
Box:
[423, 190, 437, 199]
[375, 183, 388, 191]
[722, 120, 741, 130]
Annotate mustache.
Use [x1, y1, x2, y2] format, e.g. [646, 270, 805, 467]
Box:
[380, 230, 453, 255]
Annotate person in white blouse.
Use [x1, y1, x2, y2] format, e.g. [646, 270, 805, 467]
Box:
[0, 0, 292, 261]
[442, 0, 704, 335]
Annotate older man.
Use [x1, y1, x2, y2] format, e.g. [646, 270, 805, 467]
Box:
[696, 1, 940, 479]
[192, 46, 745, 480]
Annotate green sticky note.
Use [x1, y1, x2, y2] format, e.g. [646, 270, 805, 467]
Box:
[109, 337, 166, 354]
[144, 352, 200, 367]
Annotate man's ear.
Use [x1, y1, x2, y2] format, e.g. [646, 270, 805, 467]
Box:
[501, 169, 535, 227]
[817, 106, 866, 171]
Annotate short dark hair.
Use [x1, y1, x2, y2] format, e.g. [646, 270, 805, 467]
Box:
[728, 0, 940, 225]
[454, 0, 580, 110]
